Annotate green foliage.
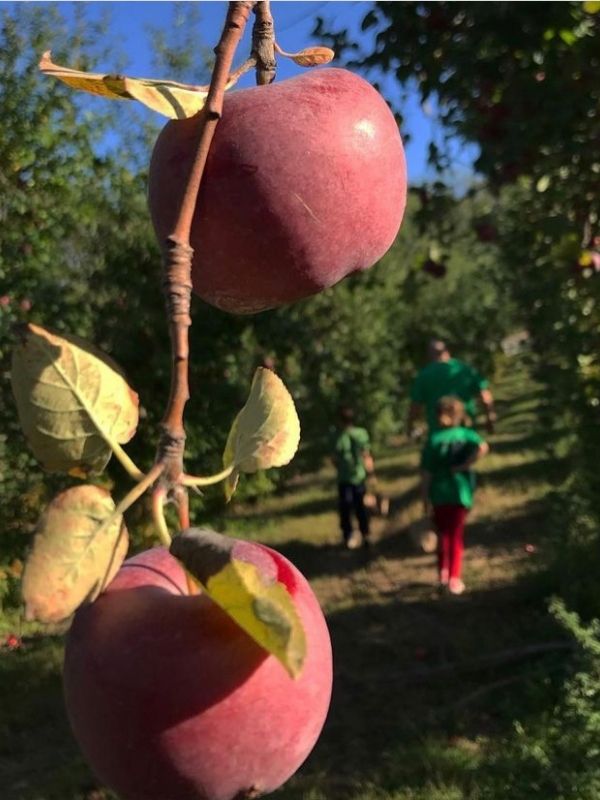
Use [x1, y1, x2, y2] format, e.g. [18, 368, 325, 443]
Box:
[319, 0, 600, 616]
[0, 5, 137, 546]
[1, 5, 513, 573]
[481, 600, 600, 800]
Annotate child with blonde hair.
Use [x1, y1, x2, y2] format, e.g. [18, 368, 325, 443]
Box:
[420, 396, 489, 594]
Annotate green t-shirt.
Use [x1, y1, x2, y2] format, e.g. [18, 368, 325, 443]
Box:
[420, 426, 484, 509]
[333, 426, 370, 485]
[410, 358, 489, 430]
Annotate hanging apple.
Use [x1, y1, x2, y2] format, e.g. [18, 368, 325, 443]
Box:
[64, 545, 333, 800]
[149, 68, 407, 314]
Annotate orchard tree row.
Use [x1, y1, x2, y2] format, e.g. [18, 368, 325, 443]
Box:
[319, 0, 600, 615]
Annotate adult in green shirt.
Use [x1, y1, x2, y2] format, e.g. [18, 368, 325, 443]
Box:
[420, 396, 489, 595]
[407, 339, 496, 434]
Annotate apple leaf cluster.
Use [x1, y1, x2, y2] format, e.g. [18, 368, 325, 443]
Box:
[8, 5, 343, 794]
[10, 317, 303, 670]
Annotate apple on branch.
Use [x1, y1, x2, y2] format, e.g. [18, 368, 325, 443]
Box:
[149, 68, 407, 314]
[64, 541, 333, 800]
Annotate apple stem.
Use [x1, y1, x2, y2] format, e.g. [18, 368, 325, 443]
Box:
[156, 1, 257, 502]
[175, 484, 190, 529]
[151, 485, 172, 547]
[252, 0, 276, 85]
[181, 465, 235, 488]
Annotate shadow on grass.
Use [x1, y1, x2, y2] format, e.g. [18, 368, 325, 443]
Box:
[0, 634, 101, 800]
[489, 427, 563, 455]
[483, 455, 567, 489]
[280, 570, 565, 800]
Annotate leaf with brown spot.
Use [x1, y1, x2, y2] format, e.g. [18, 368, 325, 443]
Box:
[22, 485, 128, 623]
[171, 529, 306, 678]
[39, 51, 238, 120]
[11, 324, 139, 475]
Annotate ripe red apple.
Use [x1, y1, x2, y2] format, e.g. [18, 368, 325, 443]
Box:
[64, 545, 332, 800]
[148, 67, 407, 314]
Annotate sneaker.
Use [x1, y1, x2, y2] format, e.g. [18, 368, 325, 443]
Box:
[346, 530, 363, 550]
[448, 577, 465, 595]
[439, 568, 449, 586]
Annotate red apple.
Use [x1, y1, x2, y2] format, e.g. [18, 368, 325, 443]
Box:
[148, 67, 407, 314]
[64, 545, 332, 800]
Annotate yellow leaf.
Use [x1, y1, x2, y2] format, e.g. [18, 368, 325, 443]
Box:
[579, 250, 593, 266]
[223, 368, 300, 500]
[171, 529, 306, 678]
[276, 45, 335, 68]
[224, 468, 240, 504]
[583, 1, 600, 13]
[22, 485, 128, 623]
[11, 323, 139, 475]
[39, 51, 235, 120]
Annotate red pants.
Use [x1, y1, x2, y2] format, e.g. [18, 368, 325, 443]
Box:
[433, 504, 468, 580]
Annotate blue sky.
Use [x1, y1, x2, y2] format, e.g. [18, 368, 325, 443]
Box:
[55, 1, 475, 184]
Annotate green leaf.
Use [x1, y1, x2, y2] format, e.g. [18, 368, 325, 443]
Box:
[536, 175, 551, 193]
[39, 51, 238, 120]
[11, 323, 139, 475]
[22, 485, 128, 623]
[171, 529, 306, 678]
[223, 368, 300, 501]
[558, 28, 577, 46]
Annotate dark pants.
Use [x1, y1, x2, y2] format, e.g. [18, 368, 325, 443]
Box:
[338, 482, 370, 543]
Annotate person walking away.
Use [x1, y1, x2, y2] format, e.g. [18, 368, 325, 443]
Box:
[420, 396, 489, 594]
[333, 406, 374, 549]
[407, 339, 496, 435]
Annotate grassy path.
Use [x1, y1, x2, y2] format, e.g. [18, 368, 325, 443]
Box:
[237, 365, 563, 800]
[0, 364, 565, 799]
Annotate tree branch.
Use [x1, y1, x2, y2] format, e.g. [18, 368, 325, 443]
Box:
[252, 0, 276, 85]
[158, 1, 257, 485]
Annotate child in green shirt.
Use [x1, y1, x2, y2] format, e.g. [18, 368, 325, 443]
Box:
[333, 407, 374, 549]
[420, 396, 489, 594]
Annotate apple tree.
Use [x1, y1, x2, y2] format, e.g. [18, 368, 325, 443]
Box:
[6, 2, 413, 797]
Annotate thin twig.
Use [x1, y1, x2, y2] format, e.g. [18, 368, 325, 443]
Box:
[175, 484, 190, 529]
[171, 1, 256, 246]
[110, 441, 145, 482]
[252, 0, 276, 85]
[229, 56, 258, 84]
[158, 2, 257, 485]
[114, 463, 165, 518]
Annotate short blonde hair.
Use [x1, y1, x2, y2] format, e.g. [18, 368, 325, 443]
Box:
[436, 396, 465, 427]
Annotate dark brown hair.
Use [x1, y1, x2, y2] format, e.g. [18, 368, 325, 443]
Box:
[338, 406, 355, 426]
